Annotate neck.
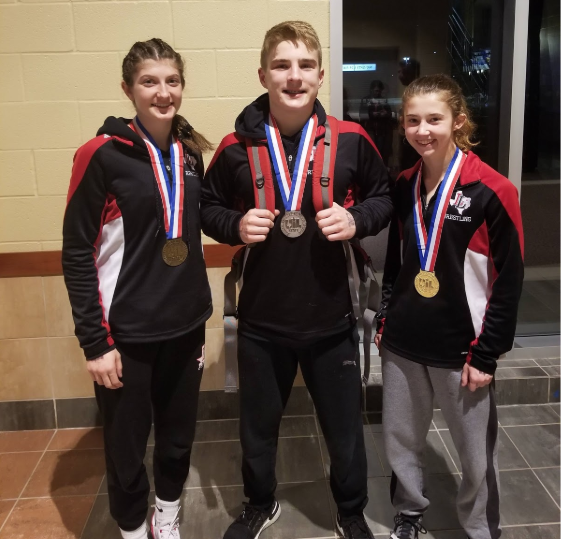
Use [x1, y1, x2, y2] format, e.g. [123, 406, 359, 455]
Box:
[269, 103, 314, 137]
[137, 114, 173, 150]
[422, 142, 458, 186]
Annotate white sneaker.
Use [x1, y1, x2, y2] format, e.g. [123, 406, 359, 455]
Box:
[151, 504, 180, 539]
[120, 521, 149, 539]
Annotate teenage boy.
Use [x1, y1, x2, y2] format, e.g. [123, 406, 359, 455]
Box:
[201, 21, 392, 539]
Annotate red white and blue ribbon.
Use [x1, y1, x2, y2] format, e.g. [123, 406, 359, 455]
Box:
[265, 113, 317, 211]
[412, 147, 466, 271]
[131, 117, 184, 239]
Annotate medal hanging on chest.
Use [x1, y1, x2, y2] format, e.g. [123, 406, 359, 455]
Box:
[265, 113, 318, 238]
[131, 117, 188, 266]
[412, 147, 466, 298]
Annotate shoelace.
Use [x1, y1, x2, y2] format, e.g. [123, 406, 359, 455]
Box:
[153, 505, 180, 539]
[340, 515, 370, 538]
[237, 502, 268, 526]
[393, 514, 427, 539]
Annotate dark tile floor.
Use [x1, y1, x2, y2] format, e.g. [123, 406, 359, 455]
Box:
[0, 404, 559, 539]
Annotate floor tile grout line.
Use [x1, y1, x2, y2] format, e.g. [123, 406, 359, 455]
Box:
[365, 418, 389, 477]
[0, 429, 57, 535]
[79, 468, 107, 538]
[501, 422, 561, 428]
[314, 413, 337, 537]
[502, 522, 562, 528]
[499, 426, 561, 511]
[434, 428, 461, 475]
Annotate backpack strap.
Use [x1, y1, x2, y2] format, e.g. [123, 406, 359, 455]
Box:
[312, 115, 339, 213]
[247, 139, 276, 212]
[224, 246, 250, 393]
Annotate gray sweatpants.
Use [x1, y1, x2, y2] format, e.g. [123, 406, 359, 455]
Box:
[381, 347, 501, 539]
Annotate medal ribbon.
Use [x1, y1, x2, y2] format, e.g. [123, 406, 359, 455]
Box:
[412, 147, 466, 272]
[265, 113, 317, 211]
[131, 117, 185, 239]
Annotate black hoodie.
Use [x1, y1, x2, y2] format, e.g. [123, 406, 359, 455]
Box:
[62, 116, 212, 360]
[201, 95, 392, 345]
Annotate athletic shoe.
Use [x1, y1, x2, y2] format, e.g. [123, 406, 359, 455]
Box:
[389, 513, 427, 539]
[151, 505, 180, 539]
[223, 499, 281, 539]
[336, 513, 375, 538]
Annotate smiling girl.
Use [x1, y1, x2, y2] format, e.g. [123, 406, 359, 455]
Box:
[62, 38, 213, 539]
[375, 75, 524, 539]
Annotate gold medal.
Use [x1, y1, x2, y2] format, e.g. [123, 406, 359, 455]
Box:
[162, 238, 188, 266]
[414, 270, 439, 298]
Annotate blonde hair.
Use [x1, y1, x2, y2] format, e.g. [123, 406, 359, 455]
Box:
[260, 21, 322, 71]
[401, 74, 478, 151]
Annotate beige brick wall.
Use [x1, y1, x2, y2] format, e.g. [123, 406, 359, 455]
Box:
[0, 0, 330, 253]
[0, 1, 327, 398]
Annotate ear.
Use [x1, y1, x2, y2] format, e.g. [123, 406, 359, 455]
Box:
[453, 113, 467, 131]
[258, 67, 267, 89]
[318, 68, 325, 88]
[122, 81, 134, 103]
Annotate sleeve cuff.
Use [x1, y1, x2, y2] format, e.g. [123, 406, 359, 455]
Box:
[84, 342, 116, 361]
[347, 207, 366, 238]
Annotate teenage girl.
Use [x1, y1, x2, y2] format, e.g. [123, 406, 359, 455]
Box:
[375, 74, 524, 539]
[62, 38, 214, 539]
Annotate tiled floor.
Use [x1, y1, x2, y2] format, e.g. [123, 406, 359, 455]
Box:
[0, 405, 559, 539]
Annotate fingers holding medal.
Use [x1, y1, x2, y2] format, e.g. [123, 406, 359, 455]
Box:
[239, 208, 279, 244]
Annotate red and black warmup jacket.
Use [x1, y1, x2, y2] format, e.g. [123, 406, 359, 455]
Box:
[62, 116, 212, 360]
[378, 151, 524, 374]
[201, 94, 392, 346]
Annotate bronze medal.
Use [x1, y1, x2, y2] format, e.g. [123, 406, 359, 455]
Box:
[162, 238, 188, 266]
[414, 270, 439, 298]
[280, 211, 307, 238]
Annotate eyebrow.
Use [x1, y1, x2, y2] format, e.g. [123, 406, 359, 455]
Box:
[405, 113, 445, 117]
[271, 58, 318, 64]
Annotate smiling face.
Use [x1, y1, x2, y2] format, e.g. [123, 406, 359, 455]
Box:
[403, 92, 466, 161]
[122, 58, 183, 126]
[258, 39, 324, 121]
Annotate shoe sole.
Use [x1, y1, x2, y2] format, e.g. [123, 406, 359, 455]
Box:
[336, 520, 376, 539]
[255, 501, 281, 539]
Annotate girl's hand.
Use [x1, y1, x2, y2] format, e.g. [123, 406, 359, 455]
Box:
[87, 349, 123, 389]
[374, 333, 382, 348]
[461, 363, 492, 392]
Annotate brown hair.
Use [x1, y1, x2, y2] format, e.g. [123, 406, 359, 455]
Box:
[260, 21, 322, 71]
[401, 74, 478, 151]
[122, 38, 214, 154]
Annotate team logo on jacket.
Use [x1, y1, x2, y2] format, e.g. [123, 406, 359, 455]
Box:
[450, 191, 471, 214]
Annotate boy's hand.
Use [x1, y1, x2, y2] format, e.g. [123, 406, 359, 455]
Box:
[87, 349, 123, 389]
[374, 333, 382, 348]
[461, 363, 493, 392]
[316, 203, 356, 241]
[239, 209, 280, 244]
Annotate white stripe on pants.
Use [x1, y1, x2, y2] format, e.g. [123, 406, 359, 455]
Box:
[381, 347, 501, 539]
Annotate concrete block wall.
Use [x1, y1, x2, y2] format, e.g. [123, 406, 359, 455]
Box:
[0, 0, 328, 407]
[0, 0, 330, 252]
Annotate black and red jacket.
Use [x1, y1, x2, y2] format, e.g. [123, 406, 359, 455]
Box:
[62, 116, 212, 360]
[378, 151, 524, 374]
[200, 94, 392, 345]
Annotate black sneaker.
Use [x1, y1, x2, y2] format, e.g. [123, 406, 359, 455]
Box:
[390, 513, 427, 539]
[223, 500, 281, 539]
[336, 513, 375, 539]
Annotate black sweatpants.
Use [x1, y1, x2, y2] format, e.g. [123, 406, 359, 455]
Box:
[94, 326, 205, 531]
[238, 327, 368, 517]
